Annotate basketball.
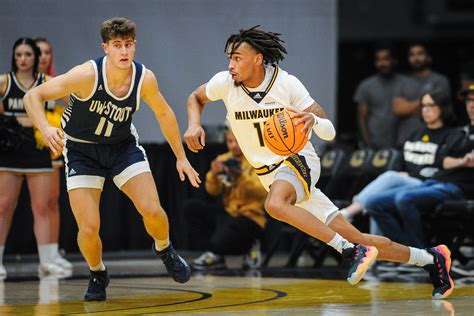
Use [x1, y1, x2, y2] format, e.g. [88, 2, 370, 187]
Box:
[263, 109, 308, 156]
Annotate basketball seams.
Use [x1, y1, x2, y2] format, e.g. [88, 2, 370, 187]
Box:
[263, 122, 288, 156]
[288, 110, 296, 150]
[273, 111, 293, 154]
[266, 144, 290, 155]
[263, 121, 291, 155]
[287, 110, 306, 154]
[263, 109, 308, 156]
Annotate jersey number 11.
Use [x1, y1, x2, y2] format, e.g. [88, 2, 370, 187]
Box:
[95, 117, 114, 137]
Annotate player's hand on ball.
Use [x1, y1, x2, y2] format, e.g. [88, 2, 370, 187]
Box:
[176, 158, 201, 188]
[184, 124, 206, 153]
[41, 126, 64, 156]
[287, 106, 315, 136]
[264, 109, 308, 156]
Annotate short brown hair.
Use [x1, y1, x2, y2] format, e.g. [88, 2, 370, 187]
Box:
[100, 17, 136, 43]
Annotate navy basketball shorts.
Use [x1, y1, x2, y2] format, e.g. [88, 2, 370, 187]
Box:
[0, 127, 53, 174]
[63, 134, 151, 191]
[256, 147, 339, 224]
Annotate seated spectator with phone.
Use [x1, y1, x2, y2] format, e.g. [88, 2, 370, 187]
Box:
[185, 127, 268, 270]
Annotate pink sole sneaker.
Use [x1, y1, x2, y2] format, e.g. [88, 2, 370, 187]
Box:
[431, 245, 454, 300]
[345, 245, 379, 285]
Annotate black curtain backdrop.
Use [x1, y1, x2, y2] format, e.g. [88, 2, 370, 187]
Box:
[4, 143, 226, 255]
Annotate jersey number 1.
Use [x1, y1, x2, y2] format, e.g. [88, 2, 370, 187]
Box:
[95, 117, 114, 137]
[253, 122, 265, 147]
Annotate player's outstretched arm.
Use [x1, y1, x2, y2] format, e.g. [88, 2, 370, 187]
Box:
[184, 84, 211, 153]
[24, 62, 95, 155]
[141, 69, 201, 188]
[44, 74, 71, 107]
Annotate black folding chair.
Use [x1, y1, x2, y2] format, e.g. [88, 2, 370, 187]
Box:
[369, 148, 403, 177]
[325, 148, 375, 205]
[427, 200, 474, 265]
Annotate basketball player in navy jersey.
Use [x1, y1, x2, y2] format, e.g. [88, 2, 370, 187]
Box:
[185, 26, 454, 299]
[24, 17, 200, 301]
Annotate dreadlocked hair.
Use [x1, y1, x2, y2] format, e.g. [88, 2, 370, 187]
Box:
[225, 25, 287, 65]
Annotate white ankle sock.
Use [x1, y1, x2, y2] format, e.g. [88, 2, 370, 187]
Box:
[90, 261, 106, 271]
[327, 233, 354, 254]
[38, 245, 50, 265]
[408, 247, 434, 267]
[154, 237, 170, 251]
[0, 246, 4, 266]
[44, 243, 58, 261]
[51, 243, 59, 257]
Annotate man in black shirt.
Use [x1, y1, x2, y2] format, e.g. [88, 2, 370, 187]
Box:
[393, 43, 451, 147]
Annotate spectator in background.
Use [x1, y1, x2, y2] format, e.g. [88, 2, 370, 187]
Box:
[393, 43, 451, 147]
[187, 128, 268, 271]
[0, 38, 63, 277]
[35, 37, 73, 271]
[354, 43, 404, 149]
[36, 38, 55, 77]
[454, 61, 474, 124]
[341, 90, 455, 235]
[367, 85, 474, 249]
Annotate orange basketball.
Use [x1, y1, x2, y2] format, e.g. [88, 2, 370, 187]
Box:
[263, 109, 308, 156]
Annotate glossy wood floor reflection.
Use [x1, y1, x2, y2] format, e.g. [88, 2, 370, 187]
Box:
[1, 275, 473, 315]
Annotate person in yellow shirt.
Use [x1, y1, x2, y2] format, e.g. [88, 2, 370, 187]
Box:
[190, 128, 268, 270]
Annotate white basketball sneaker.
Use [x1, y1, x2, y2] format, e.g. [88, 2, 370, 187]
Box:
[38, 262, 65, 275]
[53, 255, 73, 270]
[0, 264, 6, 278]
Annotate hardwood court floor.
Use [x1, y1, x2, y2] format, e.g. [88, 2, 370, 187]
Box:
[1, 274, 473, 315]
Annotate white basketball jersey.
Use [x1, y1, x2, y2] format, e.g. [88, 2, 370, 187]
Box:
[206, 65, 317, 168]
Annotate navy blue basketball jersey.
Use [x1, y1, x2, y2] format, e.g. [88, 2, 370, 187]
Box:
[2, 72, 53, 117]
[62, 56, 145, 144]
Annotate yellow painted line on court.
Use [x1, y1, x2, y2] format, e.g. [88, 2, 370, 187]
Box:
[0, 291, 203, 315]
[2, 279, 474, 314]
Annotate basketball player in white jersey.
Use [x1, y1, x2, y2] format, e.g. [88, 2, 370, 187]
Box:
[184, 26, 454, 299]
[24, 17, 200, 301]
